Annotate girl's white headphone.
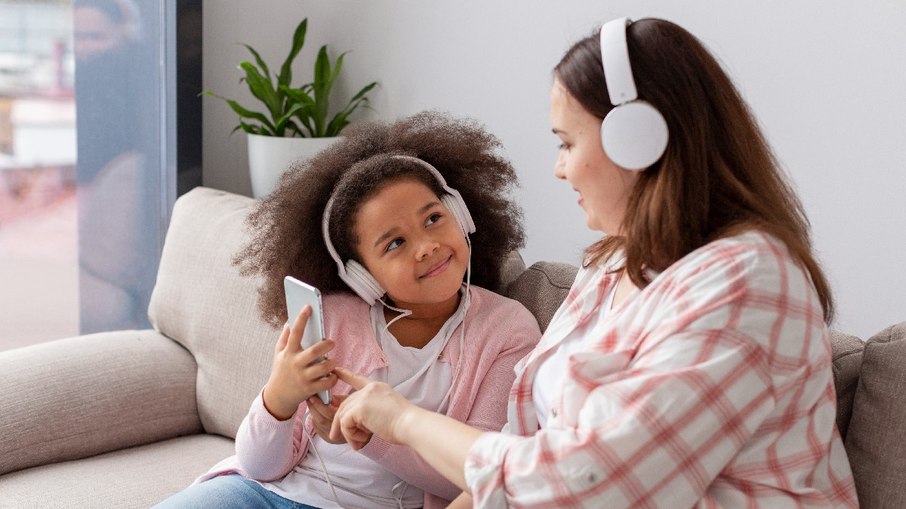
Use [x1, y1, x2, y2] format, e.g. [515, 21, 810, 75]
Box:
[321, 155, 475, 304]
[599, 17, 669, 170]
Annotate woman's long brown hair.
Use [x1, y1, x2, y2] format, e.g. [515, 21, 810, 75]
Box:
[554, 18, 834, 323]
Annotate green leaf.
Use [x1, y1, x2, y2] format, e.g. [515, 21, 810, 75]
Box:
[286, 120, 305, 137]
[241, 43, 270, 80]
[239, 119, 271, 136]
[311, 45, 336, 136]
[239, 61, 281, 120]
[344, 81, 378, 110]
[282, 85, 318, 137]
[278, 18, 308, 89]
[222, 96, 276, 133]
[273, 102, 307, 133]
[325, 81, 378, 136]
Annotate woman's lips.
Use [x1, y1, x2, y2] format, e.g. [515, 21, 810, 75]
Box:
[420, 255, 452, 278]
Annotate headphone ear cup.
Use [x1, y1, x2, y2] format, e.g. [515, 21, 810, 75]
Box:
[600, 101, 669, 171]
[343, 260, 385, 305]
[441, 194, 476, 235]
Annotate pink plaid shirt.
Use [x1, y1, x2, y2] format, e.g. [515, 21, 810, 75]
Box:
[465, 231, 858, 508]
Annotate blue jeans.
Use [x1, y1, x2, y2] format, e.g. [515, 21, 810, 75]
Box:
[152, 474, 320, 509]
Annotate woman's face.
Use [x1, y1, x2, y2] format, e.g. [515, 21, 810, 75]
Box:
[550, 78, 638, 235]
[354, 178, 469, 311]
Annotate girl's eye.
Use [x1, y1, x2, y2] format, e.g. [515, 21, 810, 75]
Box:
[426, 212, 442, 226]
[386, 238, 404, 252]
[558, 142, 570, 151]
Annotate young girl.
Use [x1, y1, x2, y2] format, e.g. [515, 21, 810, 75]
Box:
[154, 112, 541, 508]
[330, 18, 859, 508]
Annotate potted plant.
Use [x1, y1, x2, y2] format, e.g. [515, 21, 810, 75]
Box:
[202, 18, 377, 197]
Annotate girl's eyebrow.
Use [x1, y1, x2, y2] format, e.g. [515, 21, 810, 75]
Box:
[372, 200, 442, 248]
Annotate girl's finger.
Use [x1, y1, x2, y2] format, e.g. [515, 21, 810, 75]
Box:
[275, 322, 291, 352]
[308, 405, 329, 431]
[286, 305, 311, 352]
[301, 353, 336, 377]
[309, 396, 337, 420]
[308, 373, 338, 394]
[300, 339, 335, 364]
[334, 367, 370, 390]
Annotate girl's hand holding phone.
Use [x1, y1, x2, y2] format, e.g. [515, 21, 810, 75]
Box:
[262, 305, 338, 421]
[307, 393, 350, 444]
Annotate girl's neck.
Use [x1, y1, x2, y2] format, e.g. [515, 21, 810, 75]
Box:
[383, 290, 462, 348]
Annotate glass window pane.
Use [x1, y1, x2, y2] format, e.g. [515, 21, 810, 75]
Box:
[0, 0, 167, 351]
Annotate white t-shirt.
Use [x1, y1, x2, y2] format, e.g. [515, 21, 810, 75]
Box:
[532, 284, 615, 428]
[267, 290, 467, 509]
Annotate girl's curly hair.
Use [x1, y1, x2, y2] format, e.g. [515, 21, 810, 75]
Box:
[234, 111, 525, 327]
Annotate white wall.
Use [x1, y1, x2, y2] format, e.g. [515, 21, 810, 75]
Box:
[202, 1, 906, 339]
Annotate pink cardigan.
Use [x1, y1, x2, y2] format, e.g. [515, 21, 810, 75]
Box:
[199, 286, 541, 508]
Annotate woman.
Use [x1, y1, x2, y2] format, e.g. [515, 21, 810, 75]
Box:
[331, 17, 859, 508]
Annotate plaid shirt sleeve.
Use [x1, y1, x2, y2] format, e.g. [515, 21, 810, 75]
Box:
[464, 232, 858, 508]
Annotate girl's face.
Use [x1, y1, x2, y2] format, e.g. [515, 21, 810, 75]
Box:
[550, 78, 638, 235]
[354, 179, 469, 311]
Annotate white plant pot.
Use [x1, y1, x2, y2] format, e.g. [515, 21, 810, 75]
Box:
[247, 133, 340, 198]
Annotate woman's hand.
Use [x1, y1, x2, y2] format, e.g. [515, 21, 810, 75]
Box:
[307, 394, 350, 444]
[262, 305, 337, 421]
[330, 367, 422, 450]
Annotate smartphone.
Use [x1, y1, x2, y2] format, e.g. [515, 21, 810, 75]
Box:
[283, 276, 331, 404]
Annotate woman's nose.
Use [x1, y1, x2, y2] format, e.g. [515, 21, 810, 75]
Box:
[554, 157, 566, 180]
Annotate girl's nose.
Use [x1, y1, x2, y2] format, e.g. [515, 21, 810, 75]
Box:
[416, 238, 440, 260]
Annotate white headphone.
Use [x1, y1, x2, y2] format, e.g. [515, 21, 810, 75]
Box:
[321, 155, 476, 305]
[599, 17, 669, 170]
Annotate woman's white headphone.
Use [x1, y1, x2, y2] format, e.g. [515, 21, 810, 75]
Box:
[599, 17, 669, 170]
[321, 155, 476, 305]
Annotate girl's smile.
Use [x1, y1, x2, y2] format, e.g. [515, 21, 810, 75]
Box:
[419, 255, 452, 279]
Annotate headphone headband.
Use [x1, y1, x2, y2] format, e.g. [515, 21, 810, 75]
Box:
[600, 17, 637, 106]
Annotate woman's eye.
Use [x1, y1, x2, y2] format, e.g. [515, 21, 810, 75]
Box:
[558, 142, 569, 151]
[386, 238, 403, 252]
[426, 212, 442, 226]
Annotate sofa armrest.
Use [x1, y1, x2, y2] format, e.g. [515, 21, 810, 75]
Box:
[0, 331, 203, 475]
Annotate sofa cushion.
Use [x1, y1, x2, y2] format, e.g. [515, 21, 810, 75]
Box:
[149, 188, 277, 438]
[498, 250, 527, 294]
[843, 321, 906, 509]
[505, 261, 578, 332]
[0, 434, 234, 508]
[829, 330, 864, 440]
[0, 331, 201, 476]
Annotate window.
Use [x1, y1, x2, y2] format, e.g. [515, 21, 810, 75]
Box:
[0, 0, 201, 352]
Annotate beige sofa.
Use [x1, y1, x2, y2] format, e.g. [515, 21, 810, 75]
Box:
[1, 187, 903, 508]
